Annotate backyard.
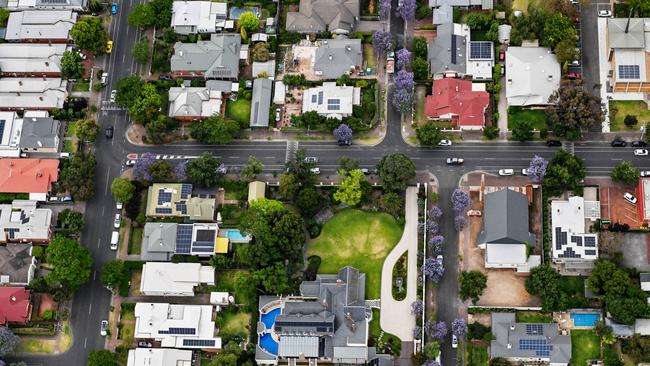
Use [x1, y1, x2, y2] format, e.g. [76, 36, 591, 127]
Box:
[515, 311, 552, 323]
[217, 309, 251, 339]
[609, 100, 650, 132]
[467, 343, 489, 366]
[225, 98, 251, 127]
[307, 209, 403, 299]
[363, 44, 376, 70]
[508, 107, 548, 131]
[571, 330, 601, 366]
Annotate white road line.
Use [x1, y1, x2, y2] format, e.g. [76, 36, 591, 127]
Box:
[105, 166, 112, 195]
[97, 238, 101, 248]
[93, 270, 97, 280]
[88, 303, 92, 315]
[84, 337, 87, 349]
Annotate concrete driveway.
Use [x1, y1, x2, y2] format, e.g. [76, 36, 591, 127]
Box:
[380, 186, 418, 341]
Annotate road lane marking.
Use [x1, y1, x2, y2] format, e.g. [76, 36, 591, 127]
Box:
[105, 166, 112, 195]
[84, 337, 87, 349]
[93, 270, 97, 280]
[97, 239, 101, 248]
[88, 303, 92, 315]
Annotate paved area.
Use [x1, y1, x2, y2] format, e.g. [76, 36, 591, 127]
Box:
[380, 186, 418, 341]
[621, 233, 650, 271]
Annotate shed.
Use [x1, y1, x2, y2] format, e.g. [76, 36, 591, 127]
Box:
[273, 81, 286, 105]
[248, 181, 266, 203]
[215, 237, 229, 254]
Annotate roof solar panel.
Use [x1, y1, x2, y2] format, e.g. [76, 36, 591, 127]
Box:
[180, 184, 192, 199]
[584, 236, 596, 247]
[160, 327, 196, 335]
[176, 203, 187, 214]
[526, 324, 543, 335]
[618, 65, 640, 79]
[469, 42, 492, 60]
[158, 191, 172, 205]
[182, 339, 216, 347]
[175, 224, 193, 254]
[451, 35, 457, 64]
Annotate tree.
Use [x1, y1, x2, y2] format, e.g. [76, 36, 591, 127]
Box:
[279, 173, 300, 200]
[190, 116, 240, 144]
[528, 155, 548, 183]
[451, 189, 470, 215]
[333, 123, 353, 143]
[459, 270, 488, 304]
[547, 86, 603, 138]
[425, 320, 447, 340]
[0, 9, 9, 28]
[511, 119, 534, 142]
[0, 327, 18, 357]
[70, 17, 108, 54]
[111, 177, 135, 203]
[624, 114, 638, 128]
[187, 153, 222, 188]
[452, 318, 468, 337]
[87, 349, 118, 366]
[543, 13, 576, 49]
[554, 38, 579, 65]
[526, 265, 568, 311]
[61, 51, 84, 80]
[133, 152, 156, 181]
[378, 153, 416, 192]
[146, 114, 176, 144]
[416, 122, 444, 146]
[148, 160, 173, 181]
[252, 42, 270, 62]
[46, 235, 93, 296]
[252, 263, 293, 294]
[372, 31, 393, 56]
[607, 294, 648, 325]
[413, 37, 428, 59]
[454, 215, 467, 231]
[490, 358, 512, 366]
[238, 12, 259, 32]
[626, 0, 650, 17]
[544, 149, 586, 196]
[379, 0, 391, 19]
[483, 126, 500, 140]
[115, 76, 144, 108]
[100, 260, 128, 294]
[174, 160, 188, 181]
[412, 57, 429, 80]
[422, 256, 444, 283]
[128, 83, 162, 124]
[398, 0, 416, 21]
[133, 36, 149, 64]
[296, 188, 321, 215]
[150, 0, 173, 28]
[429, 235, 444, 254]
[60, 153, 96, 201]
[423, 341, 440, 359]
[75, 119, 99, 142]
[128, 3, 156, 28]
[396, 48, 412, 70]
[465, 12, 491, 30]
[241, 156, 264, 181]
[338, 157, 359, 172]
[58, 209, 84, 233]
[611, 161, 640, 185]
[429, 206, 443, 221]
[334, 169, 366, 206]
[393, 70, 414, 113]
[411, 299, 423, 315]
[380, 192, 404, 217]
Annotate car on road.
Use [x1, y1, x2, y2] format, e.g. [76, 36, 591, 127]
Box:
[100, 72, 108, 86]
[110, 89, 117, 103]
[106, 40, 113, 54]
[338, 139, 351, 146]
[438, 139, 452, 146]
[116, 201, 123, 210]
[304, 157, 318, 164]
[360, 168, 370, 175]
[100, 320, 108, 336]
[105, 126, 113, 139]
[624, 192, 638, 204]
[111, 2, 118, 14]
[611, 138, 627, 147]
[452, 334, 458, 348]
[546, 139, 562, 147]
[310, 167, 321, 175]
[571, 59, 581, 66]
[521, 168, 529, 176]
[113, 213, 121, 229]
[631, 140, 648, 147]
[598, 10, 612, 17]
[125, 159, 136, 166]
[110, 231, 119, 250]
[634, 148, 649, 156]
[567, 72, 582, 80]
[446, 157, 464, 165]
[137, 341, 153, 348]
[641, 171, 650, 177]
[498, 169, 515, 176]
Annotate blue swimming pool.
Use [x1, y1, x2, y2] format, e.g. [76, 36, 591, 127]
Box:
[225, 229, 251, 243]
[571, 312, 600, 327]
[261, 307, 280, 330]
[260, 333, 278, 355]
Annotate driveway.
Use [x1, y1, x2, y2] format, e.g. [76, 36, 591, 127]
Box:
[380, 186, 418, 341]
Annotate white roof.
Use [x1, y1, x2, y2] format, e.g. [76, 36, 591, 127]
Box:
[273, 81, 286, 104]
[486, 243, 527, 265]
[302, 82, 361, 119]
[140, 262, 215, 296]
[172, 1, 226, 33]
[5, 10, 77, 41]
[641, 178, 650, 221]
[0, 200, 52, 242]
[127, 348, 193, 366]
[252, 60, 276, 79]
[635, 318, 650, 335]
[0, 78, 67, 110]
[0, 111, 22, 157]
[168, 87, 222, 118]
[551, 196, 599, 261]
[0, 44, 71, 75]
[505, 47, 560, 106]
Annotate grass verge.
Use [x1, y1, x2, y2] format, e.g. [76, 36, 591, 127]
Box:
[508, 107, 548, 131]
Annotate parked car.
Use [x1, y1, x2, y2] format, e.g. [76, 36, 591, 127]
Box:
[611, 138, 627, 147]
[137, 341, 153, 348]
[436, 254, 443, 262]
[116, 201, 123, 210]
[634, 149, 648, 156]
[567, 72, 582, 80]
[338, 139, 351, 146]
[360, 168, 370, 175]
[598, 10, 612, 17]
[216, 165, 228, 174]
[452, 334, 458, 348]
[158, 74, 172, 81]
[498, 50, 505, 61]
[110, 231, 119, 250]
[304, 157, 318, 164]
[546, 139, 562, 147]
[110, 2, 118, 14]
[521, 168, 529, 176]
[641, 171, 650, 177]
[571, 59, 581, 66]
[446, 157, 464, 165]
[106, 40, 113, 54]
[631, 140, 648, 147]
[498, 169, 515, 176]
[113, 213, 121, 229]
[624, 192, 638, 204]
[275, 110, 281, 122]
[100, 72, 108, 86]
[310, 167, 321, 175]
[100, 320, 108, 336]
[110, 89, 117, 103]
[438, 139, 452, 146]
[105, 126, 114, 139]
[125, 159, 136, 166]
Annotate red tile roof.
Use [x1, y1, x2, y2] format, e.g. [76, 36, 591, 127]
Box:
[0, 159, 59, 194]
[0, 287, 31, 325]
[424, 78, 489, 127]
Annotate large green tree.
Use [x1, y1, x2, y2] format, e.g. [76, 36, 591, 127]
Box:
[75, 119, 99, 142]
[252, 263, 293, 294]
[525, 265, 568, 311]
[190, 116, 240, 144]
[46, 235, 93, 297]
[61, 51, 84, 80]
[296, 188, 321, 215]
[543, 149, 586, 197]
[70, 17, 108, 54]
[128, 3, 156, 28]
[334, 169, 366, 206]
[412, 36, 428, 59]
[148, 160, 173, 181]
[378, 153, 416, 192]
[459, 270, 488, 305]
[238, 12, 260, 32]
[543, 13, 576, 49]
[279, 173, 299, 200]
[58, 209, 84, 233]
[611, 161, 640, 186]
[111, 177, 136, 203]
[87, 349, 118, 366]
[115, 76, 144, 108]
[133, 36, 150, 64]
[547, 86, 604, 139]
[100, 260, 129, 294]
[412, 57, 429, 81]
[554, 38, 579, 65]
[511, 119, 534, 142]
[241, 156, 264, 181]
[128, 83, 162, 124]
[60, 152, 96, 201]
[416, 122, 444, 146]
[187, 153, 223, 187]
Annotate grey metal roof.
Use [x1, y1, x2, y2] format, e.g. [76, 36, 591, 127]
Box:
[606, 317, 634, 337]
[205, 80, 236, 92]
[478, 189, 536, 245]
[313, 39, 362, 80]
[170, 34, 241, 79]
[5, 10, 77, 41]
[491, 312, 571, 364]
[278, 336, 319, 358]
[19, 116, 60, 150]
[640, 273, 650, 283]
[250, 78, 272, 128]
[141, 223, 178, 261]
[432, 3, 452, 25]
[607, 18, 646, 49]
[2, 0, 87, 10]
[286, 0, 359, 34]
[427, 23, 467, 75]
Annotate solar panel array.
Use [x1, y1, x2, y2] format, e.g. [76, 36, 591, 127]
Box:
[0, 120, 5, 144]
[558, 247, 581, 258]
[327, 98, 340, 111]
[176, 203, 187, 215]
[525, 324, 543, 335]
[451, 36, 457, 64]
[176, 224, 193, 254]
[155, 208, 173, 214]
[469, 42, 492, 60]
[618, 65, 640, 79]
[182, 339, 216, 347]
[158, 190, 172, 205]
[584, 237, 596, 247]
[519, 339, 553, 357]
[191, 240, 215, 253]
[571, 236, 583, 246]
[159, 327, 196, 335]
[180, 184, 192, 199]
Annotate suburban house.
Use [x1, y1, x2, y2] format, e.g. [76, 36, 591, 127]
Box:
[250, 78, 273, 128]
[5, 10, 77, 43]
[285, 0, 359, 34]
[140, 222, 229, 261]
[641, 273, 650, 291]
[1, 0, 87, 11]
[551, 196, 600, 271]
[19, 111, 61, 153]
[256, 266, 391, 364]
[302, 82, 361, 120]
[505, 46, 560, 106]
[0, 158, 59, 201]
[134, 302, 222, 349]
[0, 200, 52, 244]
[607, 317, 650, 337]
[170, 34, 242, 80]
[0, 244, 36, 286]
[638, 177, 650, 225]
[0, 77, 67, 111]
[0, 43, 71, 77]
[127, 348, 193, 366]
[0, 287, 32, 326]
[490, 312, 571, 366]
[0, 111, 23, 157]
[604, 18, 650, 97]
[427, 23, 494, 80]
[168, 86, 222, 121]
[140, 262, 215, 297]
[171, 1, 227, 34]
[477, 189, 539, 272]
[252, 60, 276, 79]
[424, 77, 489, 129]
[145, 183, 216, 221]
[467, 41, 494, 80]
[429, 0, 493, 25]
[313, 38, 363, 80]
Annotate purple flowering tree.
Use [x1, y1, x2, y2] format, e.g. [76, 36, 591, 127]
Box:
[394, 69, 414, 90]
[410, 299, 423, 315]
[428, 206, 443, 221]
[413, 325, 422, 340]
[528, 155, 549, 183]
[333, 123, 353, 143]
[427, 220, 439, 235]
[379, 0, 391, 19]
[452, 318, 468, 337]
[398, 0, 416, 21]
[425, 320, 448, 340]
[454, 215, 467, 231]
[451, 189, 470, 215]
[133, 152, 156, 181]
[424, 361, 440, 366]
[428, 235, 444, 254]
[422, 257, 444, 283]
[372, 31, 393, 56]
[396, 48, 412, 70]
[392, 70, 415, 113]
[174, 160, 188, 181]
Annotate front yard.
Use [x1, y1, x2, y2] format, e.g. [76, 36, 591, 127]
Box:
[225, 98, 251, 127]
[571, 330, 601, 366]
[467, 342, 489, 366]
[609, 100, 650, 132]
[508, 107, 548, 131]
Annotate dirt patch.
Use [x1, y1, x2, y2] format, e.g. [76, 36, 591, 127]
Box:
[128, 270, 142, 297]
[478, 270, 540, 307]
[468, 313, 491, 327]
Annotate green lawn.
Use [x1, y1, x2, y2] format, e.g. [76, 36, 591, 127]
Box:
[307, 209, 403, 299]
[415, 85, 427, 125]
[369, 308, 402, 356]
[609, 100, 650, 132]
[128, 227, 143, 255]
[508, 107, 548, 131]
[219, 311, 251, 338]
[467, 343, 489, 366]
[226, 98, 251, 126]
[571, 330, 601, 366]
[363, 44, 376, 70]
[72, 81, 90, 92]
[515, 311, 552, 323]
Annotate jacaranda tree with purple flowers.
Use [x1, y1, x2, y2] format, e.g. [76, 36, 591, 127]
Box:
[428, 206, 443, 221]
[423, 361, 440, 366]
[413, 325, 422, 340]
[173, 160, 188, 181]
[427, 219, 439, 235]
[422, 257, 444, 283]
[454, 215, 467, 231]
[528, 155, 549, 183]
[428, 235, 444, 254]
[396, 48, 412, 70]
[451, 189, 470, 215]
[411, 299, 423, 316]
[425, 319, 447, 340]
[133, 152, 156, 181]
[379, 0, 391, 19]
[452, 318, 468, 337]
[372, 31, 393, 56]
[398, 0, 416, 21]
[394, 69, 414, 90]
[333, 123, 353, 143]
[392, 70, 414, 113]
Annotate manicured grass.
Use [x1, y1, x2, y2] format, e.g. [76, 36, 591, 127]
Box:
[219, 311, 251, 338]
[515, 311, 552, 323]
[467, 343, 489, 366]
[128, 227, 143, 255]
[225, 98, 251, 127]
[369, 308, 402, 356]
[609, 100, 650, 132]
[307, 209, 403, 299]
[363, 44, 376, 70]
[571, 330, 601, 366]
[508, 107, 548, 131]
[15, 338, 56, 353]
[72, 81, 90, 92]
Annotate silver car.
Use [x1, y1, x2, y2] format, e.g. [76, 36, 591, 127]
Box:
[113, 213, 121, 229]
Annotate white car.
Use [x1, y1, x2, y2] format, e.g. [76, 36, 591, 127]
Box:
[113, 213, 121, 229]
[110, 231, 119, 250]
[438, 139, 452, 146]
[634, 149, 648, 156]
[310, 167, 321, 175]
[436, 254, 443, 262]
[452, 334, 458, 348]
[498, 169, 514, 176]
[624, 192, 638, 204]
[304, 157, 318, 164]
[100, 320, 108, 336]
[116, 201, 123, 210]
[598, 10, 612, 17]
[125, 159, 136, 166]
[109, 89, 117, 103]
[446, 157, 464, 165]
[521, 168, 529, 176]
[100, 72, 108, 86]
[641, 171, 650, 177]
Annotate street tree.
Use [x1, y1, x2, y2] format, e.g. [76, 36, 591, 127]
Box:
[128, 3, 156, 28]
[416, 122, 444, 146]
[544, 149, 586, 196]
[333, 123, 353, 143]
[554, 38, 579, 65]
[150, 0, 173, 28]
[46, 235, 93, 297]
[425, 320, 447, 340]
[238, 12, 259, 32]
[133, 152, 156, 181]
[58, 209, 84, 234]
[547, 86, 603, 139]
[338, 157, 359, 172]
[187, 153, 223, 187]
[527, 155, 548, 183]
[174, 160, 188, 181]
[148, 160, 173, 181]
[60, 152, 96, 201]
[429, 206, 443, 221]
[451, 189, 470, 215]
[371, 31, 393, 56]
[398, 0, 416, 21]
[190, 116, 240, 144]
[70, 17, 108, 54]
[87, 350, 118, 366]
[0, 327, 18, 357]
[111, 177, 136, 203]
[75, 119, 99, 142]
[611, 161, 640, 186]
[459, 270, 488, 304]
[396, 48, 412, 70]
[423, 341, 441, 360]
[392, 88, 414, 113]
[428, 235, 444, 255]
[128, 83, 162, 124]
[61, 51, 84, 80]
[511, 119, 534, 142]
[379, 0, 391, 19]
[241, 156, 264, 181]
[452, 318, 468, 337]
[422, 256, 444, 283]
[100, 260, 128, 294]
[454, 215, 467, 231]
[133, 37, 149, 64]
[334, 169, 366, 206]
[115, 76, 144, 108]
[412, 57, 429, 80]
[378, 153, 416, 191]
[411, 299, 423, 315]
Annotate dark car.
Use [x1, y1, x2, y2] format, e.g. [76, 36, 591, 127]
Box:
[611, 138, 627, 147]
[546, 139, 562, 147]
[338, 139, 351, 146]
[158, 74, 172, 81]
[137, 341, 153, 348]
[631, 140, 648, 147]
[105, 126, 114, 139]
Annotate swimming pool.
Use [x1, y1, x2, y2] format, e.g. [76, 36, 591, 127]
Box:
[225, 229, 251, 243]
[260, 333, 278, 355]
[571, 312, 600, 327]
[261, 307, 281, 330]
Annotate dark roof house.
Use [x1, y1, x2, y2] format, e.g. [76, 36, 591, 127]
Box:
[286, 0, 359, 34]
[427, 23, 470, 76]
[19, 115, 61, 152]
[170, 34, 241, 79]
[313, 38, 363, 80]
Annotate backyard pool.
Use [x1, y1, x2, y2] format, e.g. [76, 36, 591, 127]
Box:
[261, 307, 280, 330]
[229, 6, 260, 19]
[225, 229, 251, 243]
[570, 312, 600, 327]
[260, 333, 278, 355]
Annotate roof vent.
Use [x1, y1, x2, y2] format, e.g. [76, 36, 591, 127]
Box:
[10, 296, 16, 302]
[507, 343, 512, 349]
[329, 55, 333, 60]
[547, 75, 553, 81]
[510, 324, 515, 331]
[346, 45, 351, 52]
[31, 118, 36, 122]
